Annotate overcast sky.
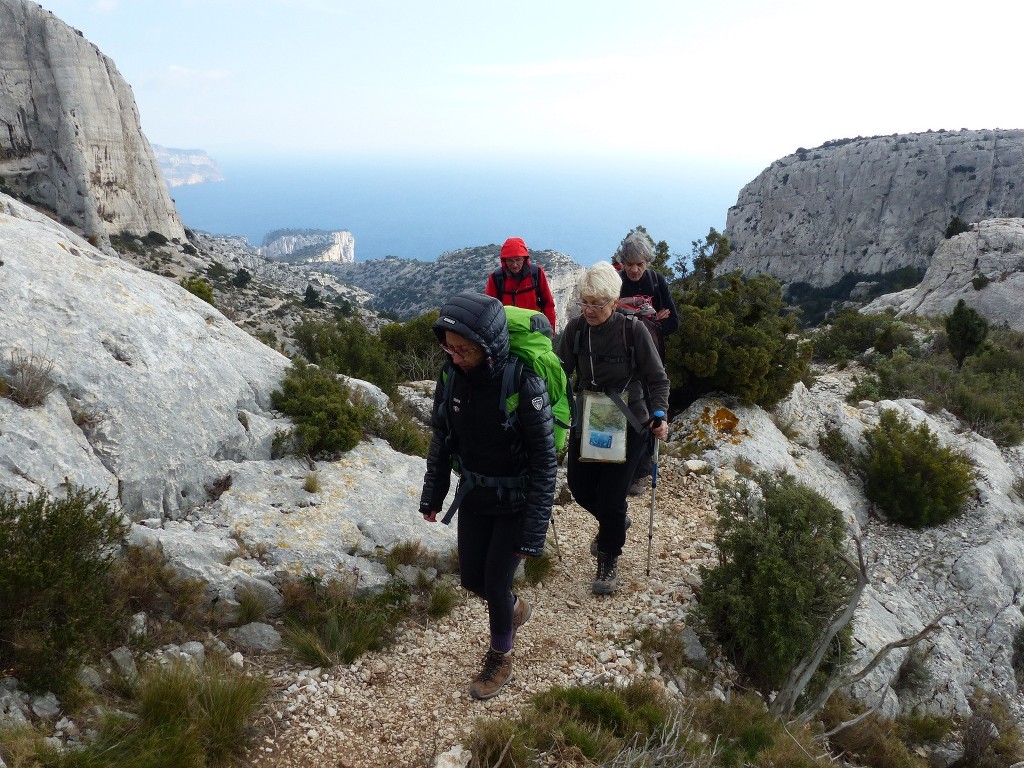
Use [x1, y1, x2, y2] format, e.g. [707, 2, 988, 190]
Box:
[38, 0, 1024, 172]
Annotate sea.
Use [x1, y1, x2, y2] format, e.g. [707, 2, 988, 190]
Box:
[169, 156, 757, 266]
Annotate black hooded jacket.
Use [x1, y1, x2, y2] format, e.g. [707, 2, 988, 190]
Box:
[419, 292, 556, 557]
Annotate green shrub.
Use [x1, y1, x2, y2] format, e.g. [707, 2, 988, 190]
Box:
[232, 268, 252, 288]
[143, 230, 169, 246]
[372, 405, 430, 457]
[426, 580, 459, 618]
[521, 549, 555, 585]
[822, 696, 928, 768]
[695, 473, 853, 692]
[667, 231, 811, 407]
[813, 308, 913, 362]
[945, 215, 971, 239]
[271, 359, 366, 457]
[379, 311, 446, 382]
[0, 488, 129, 692]
[181, 275, 215, 305]
[293, 318, 398, 392]
[945, 299, 988, 368]
[859, 409, 974, 527]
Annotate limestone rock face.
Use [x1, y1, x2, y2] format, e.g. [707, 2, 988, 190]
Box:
[260, 228, 356, 264]
[865, 218, 1024, 330]
[674, 378, 1024, 721]
[0, 0, 185, 241]
[722, 129, 1024, 287]
[0, 193, 286, 519]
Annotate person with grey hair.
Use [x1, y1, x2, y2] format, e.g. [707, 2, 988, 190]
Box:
[616, 233, 679, 360]
[556, 262, 669, 595]
[616, 232, 679, 495]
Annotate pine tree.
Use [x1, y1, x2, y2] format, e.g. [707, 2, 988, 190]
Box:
[945, 299, 988, 368]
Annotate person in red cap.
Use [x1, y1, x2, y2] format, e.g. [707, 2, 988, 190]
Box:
[484, 237, 557, 329]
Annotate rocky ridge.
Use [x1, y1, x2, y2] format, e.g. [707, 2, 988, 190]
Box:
[0, 0, 185, 242]
[317, 244, 586, 331]
[864, 217, 1024, 330]
[722, 129, 1024, 288]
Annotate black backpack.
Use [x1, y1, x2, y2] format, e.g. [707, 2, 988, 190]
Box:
[492, 264, 546, 310]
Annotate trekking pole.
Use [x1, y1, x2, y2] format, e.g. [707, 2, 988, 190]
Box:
[549, 508, 563, 561]
[646, 410, 666, 577]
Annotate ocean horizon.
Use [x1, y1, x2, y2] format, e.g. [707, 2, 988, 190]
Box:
[169, 157, 756, 266]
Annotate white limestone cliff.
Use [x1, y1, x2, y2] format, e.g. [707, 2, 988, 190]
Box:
[0, 0, 185, 242]
[259, 229, 356, 264]
[722, 129, 1024, 287]
[865, 218, 1024, 330]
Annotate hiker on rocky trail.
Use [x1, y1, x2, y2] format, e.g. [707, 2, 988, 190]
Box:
[557, 262, 669, 595]
[484, 236, 557, 329]
[616, 231, 679, 496]
[419, 291, 557, 700]
[616, 232, 679, 361]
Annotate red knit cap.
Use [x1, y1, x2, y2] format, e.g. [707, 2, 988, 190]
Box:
[500, 237, 529, 260]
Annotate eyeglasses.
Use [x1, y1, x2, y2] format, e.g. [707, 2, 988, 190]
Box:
[440, 343, 482, 359]
[576, 299, 612, 311]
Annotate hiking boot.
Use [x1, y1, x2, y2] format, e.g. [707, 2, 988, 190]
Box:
[511, 595, 532, 642]
[590, 516, 631, 558]
[592, 552, 621, 595]
[469, 648, 513, 700]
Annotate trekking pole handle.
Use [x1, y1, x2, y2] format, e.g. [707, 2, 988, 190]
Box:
[652, 410, 665, 430]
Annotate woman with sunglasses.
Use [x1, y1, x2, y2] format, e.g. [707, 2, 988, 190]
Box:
[556, 262, 669, 595]
[419, 291, 556, 700]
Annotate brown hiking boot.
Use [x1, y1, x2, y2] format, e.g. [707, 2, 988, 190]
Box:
[511, 595, 532, 642]
[469, 648, 513, 700]
[592, 552, 621, 595]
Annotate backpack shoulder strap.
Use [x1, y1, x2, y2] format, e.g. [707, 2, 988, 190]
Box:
[531, 264, 544, 308]
[500, 354, 525, 431]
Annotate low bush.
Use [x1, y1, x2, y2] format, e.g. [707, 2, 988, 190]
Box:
[821, 695, 927, 768]
[293, 318, 398, 393]
[5, 659, 270, 767]
[271, 359, 366, 457]
[4, 349, 57, 407]
[467, 680, 669, 766]
[0, 488, 129, 693]
[181, 275, 215, 305]
[813, 308, 915, 363]
[695, 473, 854, 693]
[859, 409, 974, 527]
[281, 575, 411, 667]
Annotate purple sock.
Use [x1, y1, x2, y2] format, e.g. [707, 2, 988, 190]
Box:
[491, 631, 513, 654]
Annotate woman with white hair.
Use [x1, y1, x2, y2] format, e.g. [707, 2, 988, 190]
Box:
[556, 262, 669, 595]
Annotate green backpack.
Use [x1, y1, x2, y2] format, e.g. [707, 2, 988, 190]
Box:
[500, 305, 573, 452]
[440, 306, 573, 453]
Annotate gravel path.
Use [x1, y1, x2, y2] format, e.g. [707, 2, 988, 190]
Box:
[245, 458, 719, 768]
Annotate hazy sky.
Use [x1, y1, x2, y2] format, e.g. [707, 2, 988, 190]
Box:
[37, 0, 1024, 173]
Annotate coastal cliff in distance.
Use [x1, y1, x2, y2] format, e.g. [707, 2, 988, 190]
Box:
[153, 146, 225, 187]
[260, 228, 356, 264]
[722, 129, 1024, 287]
[0, 0, 185, 242]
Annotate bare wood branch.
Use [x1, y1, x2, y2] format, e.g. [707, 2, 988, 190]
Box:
[771, 535, 868, 717]
[796, 609, 948, 725]
[816, 700, 883, 741]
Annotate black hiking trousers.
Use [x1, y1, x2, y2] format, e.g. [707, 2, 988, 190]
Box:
[457, 509, 523, 644]
[567, 426, 647, 558]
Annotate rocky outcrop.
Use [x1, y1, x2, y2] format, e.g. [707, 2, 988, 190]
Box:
[0, 192, 456, 612]
[318, 244, 586, 331]
[0, 0, 184, 241]
[260, 228, 356, 264]
[673, 377, 1024, 721]
[152, 145, 225, 187]
[865, 218, 1024, 330]
[722, 129, 1024, 287]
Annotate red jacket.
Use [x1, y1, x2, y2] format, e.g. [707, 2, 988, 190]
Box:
[484, 259, 557, 329]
